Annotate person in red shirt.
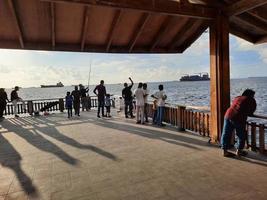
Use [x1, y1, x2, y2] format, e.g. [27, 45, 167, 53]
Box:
[221, 89, 257, 157]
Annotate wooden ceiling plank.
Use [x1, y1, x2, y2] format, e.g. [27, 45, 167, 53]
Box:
[168, 18, 196, 50]
[41, 0, 216, 20]
[179, 23, 208, 52]
[248, 7, 267, 24]
[229, 24, 257, 43]
[51, 2, 56, 49]
[150, 16, 174, 52]
[226, 0, 267, 16]
[7, 0, 24, 48]
[129, 13, 150, 53]
[106, 9, 122, 52]
[233, 13, 267, 33]
[255, 35, 267, 44]
[81, 7, 90, 51]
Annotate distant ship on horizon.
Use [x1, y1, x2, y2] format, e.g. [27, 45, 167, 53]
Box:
[41, 82, 64, 88]
[180, 73, 210, 81]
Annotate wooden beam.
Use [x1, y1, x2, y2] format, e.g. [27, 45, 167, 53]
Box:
[41, 0, 216, 20]
[50, 2, 56, 49]
[106, 10, 122, 52]
[81, 7, 90, 51]
[7, 0, 24, 48]
[209, 14, 230, 143]
[180, 23, 208, 53]
[128, 13, 150, 53]
[226, 0, 267, 16]
[150, 16, 174, 52]
[255, 35, 267, 44]
[235, 13, 267, 33]
[0, 40, 182, 53]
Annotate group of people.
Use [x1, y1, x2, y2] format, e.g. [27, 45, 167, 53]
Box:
[121, 77, 167, 126]
[0, 86, 25, 119]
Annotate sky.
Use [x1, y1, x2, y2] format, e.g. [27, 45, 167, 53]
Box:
[0, 32, 267, 88]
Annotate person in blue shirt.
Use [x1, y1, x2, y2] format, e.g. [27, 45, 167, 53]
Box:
[65, 91, 73, 118]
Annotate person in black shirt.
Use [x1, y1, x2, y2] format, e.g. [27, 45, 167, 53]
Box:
[11, 86, 26, 117]
[94, 80, 107, 118]
[79, 84, 89, 111]
[71, 86, 81, 116]
[0, 88, 9, 120]
[122, 77, 134, 118]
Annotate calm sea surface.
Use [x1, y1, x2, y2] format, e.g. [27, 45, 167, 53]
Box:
[4, 77, 267, 115]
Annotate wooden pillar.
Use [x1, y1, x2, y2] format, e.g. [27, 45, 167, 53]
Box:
[209, 13, 230, 143]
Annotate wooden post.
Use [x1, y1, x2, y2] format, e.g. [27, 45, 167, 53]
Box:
[27, 101, 34, 115]
[209, 13, 230, 143]
[177, 105, 186, 131]
[59, 98, 64, 112]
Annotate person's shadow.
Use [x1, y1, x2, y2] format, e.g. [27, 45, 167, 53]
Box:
[0, 133, 38, 196]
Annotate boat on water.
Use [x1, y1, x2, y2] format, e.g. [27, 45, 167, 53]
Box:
[41, 82, 64, 88]
[180, 73, 210, 81]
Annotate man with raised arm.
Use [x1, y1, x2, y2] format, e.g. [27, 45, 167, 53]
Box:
[122, 77, 134, 118]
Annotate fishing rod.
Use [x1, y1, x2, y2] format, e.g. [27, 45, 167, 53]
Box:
[87, 59, 92, 93]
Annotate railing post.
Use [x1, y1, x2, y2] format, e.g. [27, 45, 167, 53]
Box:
[251, 122, 257, 151]
[259, 124, 265, 154]
[27, 101, 34, 115]
[177, 105, 186, 131]
[59, 98, 64, 112]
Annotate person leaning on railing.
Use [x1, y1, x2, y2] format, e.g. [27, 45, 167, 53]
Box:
[221, 89, 257, 157]
[10, 86, 26, 118]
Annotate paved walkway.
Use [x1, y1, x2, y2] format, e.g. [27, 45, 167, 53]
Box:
[0, 111, 267, 200]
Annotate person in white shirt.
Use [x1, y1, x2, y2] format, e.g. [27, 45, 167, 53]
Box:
[151, 84, 167, 126]
[134, 82, 145, 124]
[143, 83, 149, 122]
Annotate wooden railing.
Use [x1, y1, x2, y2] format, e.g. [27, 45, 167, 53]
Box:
[246, 115, 267, 154]
[147, 103, 267, 155]
[3, 96, 99, 116]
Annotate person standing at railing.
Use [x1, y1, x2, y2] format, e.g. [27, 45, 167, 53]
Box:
[0, 88, 9, 120]
[122, 77, 134, 118]
[143, 83, 149, 123]
[134, 82, 145, 124]
[65, 92, 73, 118]
[221, 89, 257, 157]
[10, 86, 26, 118]
[71, 86, 81, 116]
[79, 84, 89, 111]
[151, 84, 167, 127]
[105, 94, 112, 117]
[93, 80, 106, 118]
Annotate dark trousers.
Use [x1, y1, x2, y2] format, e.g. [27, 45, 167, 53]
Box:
[221, 118, 246, 150]
[0, 104, 6, 118]
[144, 103, 148, 122]
[153, 109, 157, 124]
[73, 101, 80, 115]
[106, 106, 111, 114]
[98, 100, 105, 116]
[124, 100, 133, 117]
[67, 107, 72, 118]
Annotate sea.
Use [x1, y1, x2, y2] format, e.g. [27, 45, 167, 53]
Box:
[4, 77, 267, 118]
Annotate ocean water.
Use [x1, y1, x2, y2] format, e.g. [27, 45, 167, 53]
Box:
[4, 77, 267, 115]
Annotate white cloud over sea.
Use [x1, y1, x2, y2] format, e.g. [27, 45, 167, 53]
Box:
[0, 32, 266, 88]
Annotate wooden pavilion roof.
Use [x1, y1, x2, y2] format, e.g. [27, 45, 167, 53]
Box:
[0, 0, 267, 53]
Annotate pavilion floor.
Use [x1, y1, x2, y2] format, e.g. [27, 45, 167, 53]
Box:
[0, 110, 267, 200]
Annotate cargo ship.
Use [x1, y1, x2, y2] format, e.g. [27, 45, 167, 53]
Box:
[41, 82, 64, 88]
[180, 73, 210, 81]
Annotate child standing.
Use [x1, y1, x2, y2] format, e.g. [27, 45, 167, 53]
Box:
[105, 94, 112, 117]
[65, 92, 73, 118]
